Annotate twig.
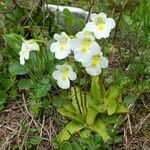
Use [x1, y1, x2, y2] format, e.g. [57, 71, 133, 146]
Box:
[127, 114, 132, 135]
[22, 93, 39, 128]
[20, 118, 33, 150]
[135, 113, 150, 133]
[12, 0, 30, 10]
[36, 116, 45, 150]
[113, 0, 129, 42]
[123, 127, 128, 149]
[86, 0, 95, 22]
[0, 6, 16, 14]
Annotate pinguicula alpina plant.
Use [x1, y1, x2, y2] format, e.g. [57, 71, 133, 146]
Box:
[18, 12, 128, 144]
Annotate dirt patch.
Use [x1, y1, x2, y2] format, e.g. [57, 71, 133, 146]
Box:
[0, 95, 63, 150]
[115, 93, 150, 150]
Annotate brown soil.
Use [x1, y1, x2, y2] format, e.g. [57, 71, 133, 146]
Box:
[0, 95, 63, 150]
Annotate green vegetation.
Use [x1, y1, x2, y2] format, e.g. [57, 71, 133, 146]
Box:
[0, 0, 150, 149]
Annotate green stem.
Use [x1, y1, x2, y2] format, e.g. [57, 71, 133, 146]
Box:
[79, 87, 85, 114]
[98, 74, 105, 99]
[74, 86, 82, 114]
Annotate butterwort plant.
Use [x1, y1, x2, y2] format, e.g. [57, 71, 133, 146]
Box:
[18, 11, 128, 143]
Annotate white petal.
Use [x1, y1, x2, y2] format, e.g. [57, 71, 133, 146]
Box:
[74, 52, 91, 63]
[94, 29, 110, 39]
[91, 13, 98, 22]
[99, 57, 108, 68]
[21, 43, 28, 51]
[84, 22, 96, 32]
[52, 70, 61, 80]
[57, 78, 70, 89]
[55, 48, 70, 59]
[69, 39, 81, 51]
[20, 56, 25, 65]
[21, 50, 29, 60]
[56, 65, 62, 70]
[89, 42, 101, 55]
[86, 66, 102, 76]
[54, 33, 61, 41]
[69, 70, 77, 81]
[29, 43, 40, 51]
[50, 42, 59, 52]
[61, 32, 69, 38]
[98, 12, 107, 19]
[81, 60, 90, 67]
[105, 18, 116, 30]
[62, 64, 72, 70]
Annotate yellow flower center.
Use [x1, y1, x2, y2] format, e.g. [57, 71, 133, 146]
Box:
[96, 16, 105, 31]
[91, 55, 101, 67]
[59, 44, 66, 51]
[59, 37, 68, 51]
[80, 39, 91, 53]
[61, 69, 69, 80]
[97, 23, 104, 31]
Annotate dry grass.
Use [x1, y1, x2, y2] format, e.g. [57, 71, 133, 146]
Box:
[114, 93, 150, 150]
[0, 94, 63, 150]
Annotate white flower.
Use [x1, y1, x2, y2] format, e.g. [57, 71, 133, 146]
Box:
[50, 32, 71, 59]
[19, 39, 40, 65]
[82, 52, 108, 76]
[84, 12, 115, 39]
[52, 64, 77, 89]
[70, 31, 101, 63]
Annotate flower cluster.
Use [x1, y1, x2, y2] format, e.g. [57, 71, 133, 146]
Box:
[19, 12, 115, 89]
[50, 12, 115, 89]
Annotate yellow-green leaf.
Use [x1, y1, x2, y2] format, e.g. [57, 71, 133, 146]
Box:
[89, 119, 109, 141]
[56, 121, 84, 143]
[107, 98, 117, 115]
[86, 106, 98, 125]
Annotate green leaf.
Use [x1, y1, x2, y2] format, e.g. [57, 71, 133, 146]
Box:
[0, 90, 7, 105]
[0, 79, 14, 91]
[79, 129, 91, 138]
[106, 86, 119, 115]
[107, 98, 117, 115]
[91, 77, 103, 104]
[86, 106, 98, 125]
[9, 61, 28, 75]
[107, 86, 119, 100]
[33, 78, 51, 98]
[123, 15, 132, 25]
[18, 79, 33, 90]
[72, 18, 86, 34]
[0, 105, 4, 111]
[89, 119, 109, 142]
[99, 114, 122, 124]
[72, 142, 81, 150]
[3, 33, 22, 52]
[58, 107, 84, 124]
[59, 141, 72, 150]
[30, 101, 41, 116]
[115, 104, 128, 114]
[123, 96, 137, 106]
[90, 104, 106, 113]
[71, 87, 84, 114]
[29, 137, 41, 145]
[56, 121, 84, 143]
[63, 8, 73, 34]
